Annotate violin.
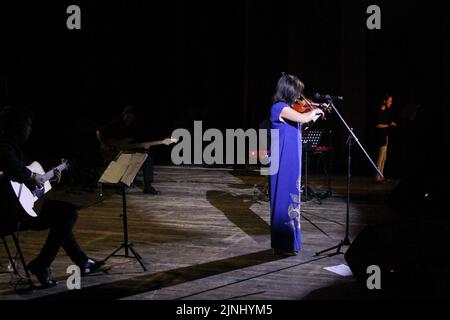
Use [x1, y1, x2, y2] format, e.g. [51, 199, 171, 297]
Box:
[292, 95, 332, 116]
[292, 95, 332, 129]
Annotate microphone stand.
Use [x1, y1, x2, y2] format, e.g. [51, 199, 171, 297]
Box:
[315, 100, 383, 256]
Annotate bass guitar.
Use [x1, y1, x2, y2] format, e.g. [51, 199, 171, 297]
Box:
[100, 137, 177, 162]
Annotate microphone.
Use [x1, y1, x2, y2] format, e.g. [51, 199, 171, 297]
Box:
[313, 93, 343, 101]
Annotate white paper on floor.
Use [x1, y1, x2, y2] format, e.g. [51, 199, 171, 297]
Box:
[324, 264, 353, 277]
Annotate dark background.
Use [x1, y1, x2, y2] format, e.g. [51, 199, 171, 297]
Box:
[0, 0, 448, 177]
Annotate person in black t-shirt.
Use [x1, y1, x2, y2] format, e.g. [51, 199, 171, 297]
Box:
[96, 105, 159, 195]
[374, 94, 397, 183]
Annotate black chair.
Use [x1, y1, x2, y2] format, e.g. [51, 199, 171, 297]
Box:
[1, 231, 34, 289]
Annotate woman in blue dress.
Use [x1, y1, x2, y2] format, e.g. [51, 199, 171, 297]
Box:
[270, 73, 324, 256]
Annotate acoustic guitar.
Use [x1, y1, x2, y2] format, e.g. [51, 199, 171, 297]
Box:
[5, 160, 69, 219]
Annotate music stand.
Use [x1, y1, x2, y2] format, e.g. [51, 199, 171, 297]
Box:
[400, 104, 420, 121]
[99, 152, 149, 271]
[302, 129, 322, 202]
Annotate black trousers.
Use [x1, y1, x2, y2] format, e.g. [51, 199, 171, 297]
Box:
[142, 154, 154, 190]
[19, 200, 87, 268]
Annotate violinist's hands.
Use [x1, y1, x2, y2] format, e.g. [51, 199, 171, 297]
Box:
[322, 103, 332, 112]
[315, 108, 325, 117]
[312, 108, 325, 121]
[310, 108, 325, 122]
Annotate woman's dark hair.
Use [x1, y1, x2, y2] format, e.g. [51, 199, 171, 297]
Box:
[0, 105, 33, 135]
[380, 93, 392, 105]
[272, 73, 305, 105]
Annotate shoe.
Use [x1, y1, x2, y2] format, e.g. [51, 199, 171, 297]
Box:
[143, 186, 159, 195]
[77, 258, 105, 276]
[373, 179, 385, 184]
[27, 261, 58, 288]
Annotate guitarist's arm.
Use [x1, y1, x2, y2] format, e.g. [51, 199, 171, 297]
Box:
[96, 128, 133, 149]
[0, 142, 44, 188]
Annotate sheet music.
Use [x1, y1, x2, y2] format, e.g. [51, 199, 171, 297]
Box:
[99, 161, 128, 184]
[121, 153, 148, 186]
[99, 152, 147, 186]
[116, 153, 132, 165]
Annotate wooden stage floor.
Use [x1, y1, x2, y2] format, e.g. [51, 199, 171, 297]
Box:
[0, 166, 397, 300]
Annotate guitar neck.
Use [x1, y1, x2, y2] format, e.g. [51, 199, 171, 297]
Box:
[43, 163, 67, 182]
[124, 140, 165, 150]
[146, 140, 166, 147]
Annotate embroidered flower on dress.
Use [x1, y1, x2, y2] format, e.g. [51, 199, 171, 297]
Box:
[284, 175, 302, 231]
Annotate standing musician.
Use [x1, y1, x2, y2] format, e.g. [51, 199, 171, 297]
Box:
[269, 73, 325, 256]
[96, 105, 162, 195]
[0, 105, 103, 288]
[374, 93, 397, 183]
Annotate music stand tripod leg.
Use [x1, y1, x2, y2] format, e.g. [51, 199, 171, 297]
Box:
[128, 244, 148, 272]
[102, 186, 149, 272]
[102, 243, 125, 263]
[315, 241, 344, 256]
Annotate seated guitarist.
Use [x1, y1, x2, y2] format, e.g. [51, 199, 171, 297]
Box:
[0, 105, 103, 287]
[96, 105, 159, 195]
